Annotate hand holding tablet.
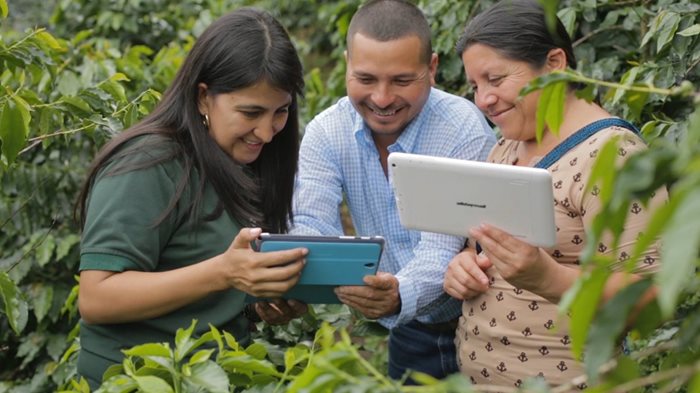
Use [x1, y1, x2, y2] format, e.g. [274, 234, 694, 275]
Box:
[250, 234, 385, 304]
[388, 152, 556, 248]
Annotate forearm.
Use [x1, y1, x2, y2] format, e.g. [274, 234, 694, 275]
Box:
[79, 256, 227, 324]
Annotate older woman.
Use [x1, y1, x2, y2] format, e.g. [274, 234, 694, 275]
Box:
[443, 0, 667, 389]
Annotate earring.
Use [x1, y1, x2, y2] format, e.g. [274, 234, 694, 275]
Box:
[202, 114, 210, 129]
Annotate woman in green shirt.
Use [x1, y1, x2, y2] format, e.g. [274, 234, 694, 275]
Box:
[75, 8, 307, 389]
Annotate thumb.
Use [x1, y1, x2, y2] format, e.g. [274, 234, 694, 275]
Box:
[476, 253, 493, 271]
[231, 227, 262, 250]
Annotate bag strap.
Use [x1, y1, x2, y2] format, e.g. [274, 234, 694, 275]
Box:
[534, 118, 640, 170]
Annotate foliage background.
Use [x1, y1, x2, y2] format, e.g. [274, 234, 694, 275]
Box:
[0, 0, 698, 392]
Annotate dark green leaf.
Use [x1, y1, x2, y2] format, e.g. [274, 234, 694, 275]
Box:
[570, 266, 610, 359]
[0, 271, 29, 335]
[585, 280, 651, 384]
[0, 99, 29, 164]
[657, 188, 700, 318]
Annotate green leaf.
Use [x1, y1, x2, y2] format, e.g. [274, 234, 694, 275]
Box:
[123, 343, 172, 358]
[184, 361, 229, 393]
[611, 67, 640, 106]
[656, 12, 680, 53]
[133, 375, 174, 393]
[0, 271, 29, 335]
[29, 283, 54, 323]
[535, 80, 567, 141]
[584, 280, 651, 384]
[0, 0, 7, 18]
[657, 188, 700, 318]
[245, 342, 268, 360]
[56, 234, 80, 261]
[625, 90, 648, 121]
[35, 31, 63, 50]
[569, 266, 610, 359]
[0, 99, 29, 164]
[61, 96, 92, 115]
[188, 348, 214, 365]
[689, 372, 700, 393]
[678, 24, 700, 37]
[36, 233, 56, 267]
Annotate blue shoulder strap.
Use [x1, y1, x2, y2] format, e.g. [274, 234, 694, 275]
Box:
[534, 118, 640, 170]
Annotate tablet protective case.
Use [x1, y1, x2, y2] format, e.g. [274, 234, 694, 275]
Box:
[251, 235, 384, 304]
[388, 152, 556, 248]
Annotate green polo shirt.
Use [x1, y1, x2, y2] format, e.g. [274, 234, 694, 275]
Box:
[78, 137, 249, 387]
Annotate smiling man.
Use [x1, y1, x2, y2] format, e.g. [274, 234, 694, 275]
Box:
[290, 0, 495, 382]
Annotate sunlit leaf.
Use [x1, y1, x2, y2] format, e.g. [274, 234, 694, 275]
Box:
[35, 31, 63, 50]
[245, 342, 268, 360]
[123, 343, 172, 358]
[678, 24, 700, 37]
[133, 375, 174, 393]
[188, 349, 214, 365]
[184, 361, 228, 393]
[0, 0, 7, 18]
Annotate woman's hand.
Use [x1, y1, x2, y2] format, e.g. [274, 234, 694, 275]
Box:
[223, 228, 307, 298]
[468, 224, 564, 297]
[444, 248, 493, 300]
[254, 299, 308, 325]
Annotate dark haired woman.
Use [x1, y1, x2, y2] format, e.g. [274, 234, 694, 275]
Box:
[76, 8, 307, 388]
[443, 0, 667, 389]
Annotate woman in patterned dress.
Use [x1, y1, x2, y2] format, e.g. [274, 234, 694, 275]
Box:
[442, 0, 667, 389]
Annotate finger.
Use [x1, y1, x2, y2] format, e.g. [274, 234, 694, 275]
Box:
[231, 227, 262, 249]
[257, 248, 309, 268]
[479, 224, 527, 254]
[475, 253, 493, 271]
[363, 272, 395, 289]
[286, 299, 309, 316]
[255, 302, 285, 324]
[334, 285, 367, 297]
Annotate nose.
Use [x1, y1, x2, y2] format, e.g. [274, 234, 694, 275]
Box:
[474, 88, 496, 112]
[370, 82, 394, 108]
[254, 114, 285, 143]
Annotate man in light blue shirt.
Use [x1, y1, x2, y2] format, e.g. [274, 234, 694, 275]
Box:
[291, 0, 495, 381]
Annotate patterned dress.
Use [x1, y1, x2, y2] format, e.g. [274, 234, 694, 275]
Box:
[455, 125, 667, 390]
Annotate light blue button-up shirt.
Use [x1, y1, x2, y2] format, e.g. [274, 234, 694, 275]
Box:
[291, 87, 496, 328]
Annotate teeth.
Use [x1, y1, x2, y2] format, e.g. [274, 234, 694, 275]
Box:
[372, 108, 396, 116]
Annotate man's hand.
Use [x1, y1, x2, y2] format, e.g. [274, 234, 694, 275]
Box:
[335, 272, 400, 319]
[254, 299, 308, 325]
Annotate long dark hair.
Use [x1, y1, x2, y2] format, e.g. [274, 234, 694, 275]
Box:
[456, 0, 577, 70]
[76, 8, 304, 233]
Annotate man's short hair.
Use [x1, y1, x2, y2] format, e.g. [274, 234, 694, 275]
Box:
[347, 0, 433, 64]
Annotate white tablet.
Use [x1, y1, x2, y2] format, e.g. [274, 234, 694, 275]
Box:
[388, 152, 556, 247]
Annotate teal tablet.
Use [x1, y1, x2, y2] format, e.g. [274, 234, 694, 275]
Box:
[250, 234, 385, 304]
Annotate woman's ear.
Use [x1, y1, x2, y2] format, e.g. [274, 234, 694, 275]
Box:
[545, 48, 568, 71]
[197, 83, 209, 115]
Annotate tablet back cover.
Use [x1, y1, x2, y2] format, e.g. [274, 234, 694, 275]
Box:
[389, 152, 556, 247]
[255, 239, 383, 304]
